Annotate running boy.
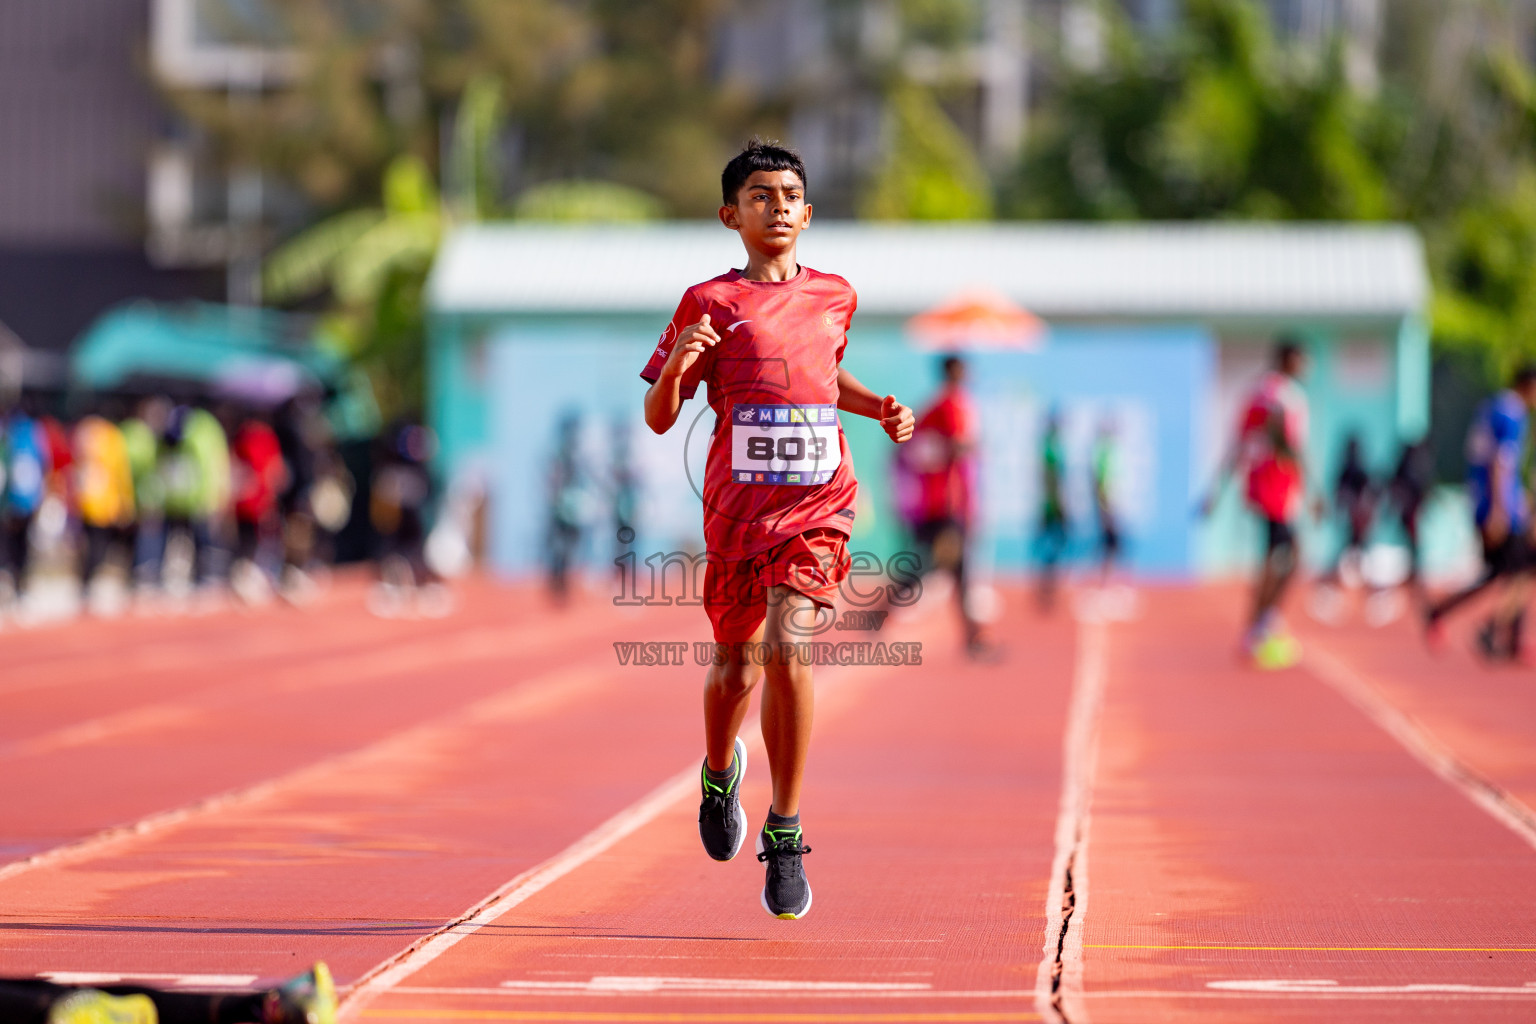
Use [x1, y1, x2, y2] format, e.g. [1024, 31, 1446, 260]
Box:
[1202, 338, 1316, 669]
[641, 139, 913, 919]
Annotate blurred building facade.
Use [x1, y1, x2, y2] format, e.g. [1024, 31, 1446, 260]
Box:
[0, 0, 218, 392]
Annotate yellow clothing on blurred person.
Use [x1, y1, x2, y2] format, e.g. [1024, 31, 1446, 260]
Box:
[73, 416, 135, 528]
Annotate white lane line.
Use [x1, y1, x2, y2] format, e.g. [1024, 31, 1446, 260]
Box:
[1034, 612, 1109, 1024]
[0, 661, 613, 885]
[342, 611, 947, 1019]
[41, 972, 258, 987]
[1304, 645, 1536, 853]
[0, 615, 597, 761]
[340, 764, 700, 1017]
[391, 984, 1038, 1000]
[502, 976, 931, 992]
[1083, 987, 1536, 1001]
[1209, 979, 1536, 995]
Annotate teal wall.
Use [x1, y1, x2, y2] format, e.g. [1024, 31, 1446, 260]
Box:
[428, 310, 1434, 581]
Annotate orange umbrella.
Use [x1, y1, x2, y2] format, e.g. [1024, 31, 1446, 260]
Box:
[906, 288, 1045, 350]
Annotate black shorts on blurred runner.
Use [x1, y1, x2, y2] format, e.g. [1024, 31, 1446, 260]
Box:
[1482, 531, 1534, 576]
[1264, 518, 1296, 557]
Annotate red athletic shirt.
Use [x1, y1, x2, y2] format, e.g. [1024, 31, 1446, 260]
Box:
[640, 266, 859, 561]
[232, 420, 285, 523]
[911, 385, 978, 525]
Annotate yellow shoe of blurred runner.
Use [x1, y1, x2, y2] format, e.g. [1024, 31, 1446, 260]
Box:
[47, 990, 156, 1024]
[1253, 632, 1301, 670]
[262, 962, 336, 1024]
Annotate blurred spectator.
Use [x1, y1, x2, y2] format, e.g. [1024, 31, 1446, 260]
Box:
[120, 396, 170, 593]
[162, 404, 232, 592]
[1310, 433, 1378, 623]
[369, 417, 446, 617]
[72, 409, 136, 601]
[894, 356, 992, 656]
[1035, 408, 1070, 614]
[0, 400, 49, 610]
[1388, 437, 1435, 602]
[611, 418, 640, 591]
[230, 412, 288, 605]
[1091, 417, 1124, 588]
[545, 412, 587, 605]
[273, 395, 324, 599]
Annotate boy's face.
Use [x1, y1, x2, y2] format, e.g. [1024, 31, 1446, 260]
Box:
[719, 169, 811, 250]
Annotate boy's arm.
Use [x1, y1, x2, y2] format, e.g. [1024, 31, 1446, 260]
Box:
[836, 366, 914, 443]
[643, 314, 720, 434]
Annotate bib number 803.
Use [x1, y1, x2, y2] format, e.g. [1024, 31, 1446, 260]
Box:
[746, 436, 828, 461]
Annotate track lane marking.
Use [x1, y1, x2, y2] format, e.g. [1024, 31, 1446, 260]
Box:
[340, 763, 701, 1016]
[1089, 943, 1536, 952]
[344, 610, 950, 1020]
[1034, 612, 1108, 1024]
[0, 609, 622, 760]
[1208, 979, 1536, 994]
[361, 1012, 1036, 1022]
[0, 654, 622, 884]
[392, 985, 1039, 999]
[41, 972, 258, 987]
[1304, 644, 1536, 853]
[1082, 988, 1536, 1001]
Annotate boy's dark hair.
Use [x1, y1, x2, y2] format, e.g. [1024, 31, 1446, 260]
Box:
[721, 138, 806, 205]
[1514, 363, 1536, 389]
[1273, 336, 1305, 369]
[941, 355, 965, 379]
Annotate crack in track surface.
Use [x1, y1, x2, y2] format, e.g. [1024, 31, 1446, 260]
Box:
[1036, 613, 1108, 1024]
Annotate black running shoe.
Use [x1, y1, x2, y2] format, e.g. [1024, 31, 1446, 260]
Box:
[698, 736, 748, 861]
[756, 822, 813, 919]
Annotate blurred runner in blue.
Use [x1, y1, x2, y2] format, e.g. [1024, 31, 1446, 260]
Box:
[1, 398, 49, 609]
[1425, 365, 1536, 661]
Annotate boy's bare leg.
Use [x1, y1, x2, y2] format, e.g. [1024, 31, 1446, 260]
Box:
[703, 626, 764, 772]
[761, 585, 818, 817]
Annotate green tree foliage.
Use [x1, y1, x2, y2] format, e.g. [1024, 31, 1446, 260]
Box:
[1011, 0, 1536, 384]
[263, 154, 444, 418]
[861, 85, 994, 220]
[1010, 0, 1392, 221]
[512, 181, 665, 222]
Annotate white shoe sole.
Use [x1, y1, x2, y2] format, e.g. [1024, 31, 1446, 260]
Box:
[701, 736, 750, 862]
[755, 830, 813, 920]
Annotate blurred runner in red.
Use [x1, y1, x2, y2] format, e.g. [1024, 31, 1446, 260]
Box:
[1203, 338, 1317, 669]
[895, 355, 993, 657]
[642, 138, 914, 920]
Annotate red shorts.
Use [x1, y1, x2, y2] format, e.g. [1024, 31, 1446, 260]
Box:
[703, 528, 851, 643]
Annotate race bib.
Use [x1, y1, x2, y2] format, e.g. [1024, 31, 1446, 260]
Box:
[730, 403, 840, 485]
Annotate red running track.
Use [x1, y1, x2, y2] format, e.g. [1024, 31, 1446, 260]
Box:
[3, 577, 1536, 1023]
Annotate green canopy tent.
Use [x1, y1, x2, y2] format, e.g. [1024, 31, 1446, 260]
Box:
[71, 302, 379, 438]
